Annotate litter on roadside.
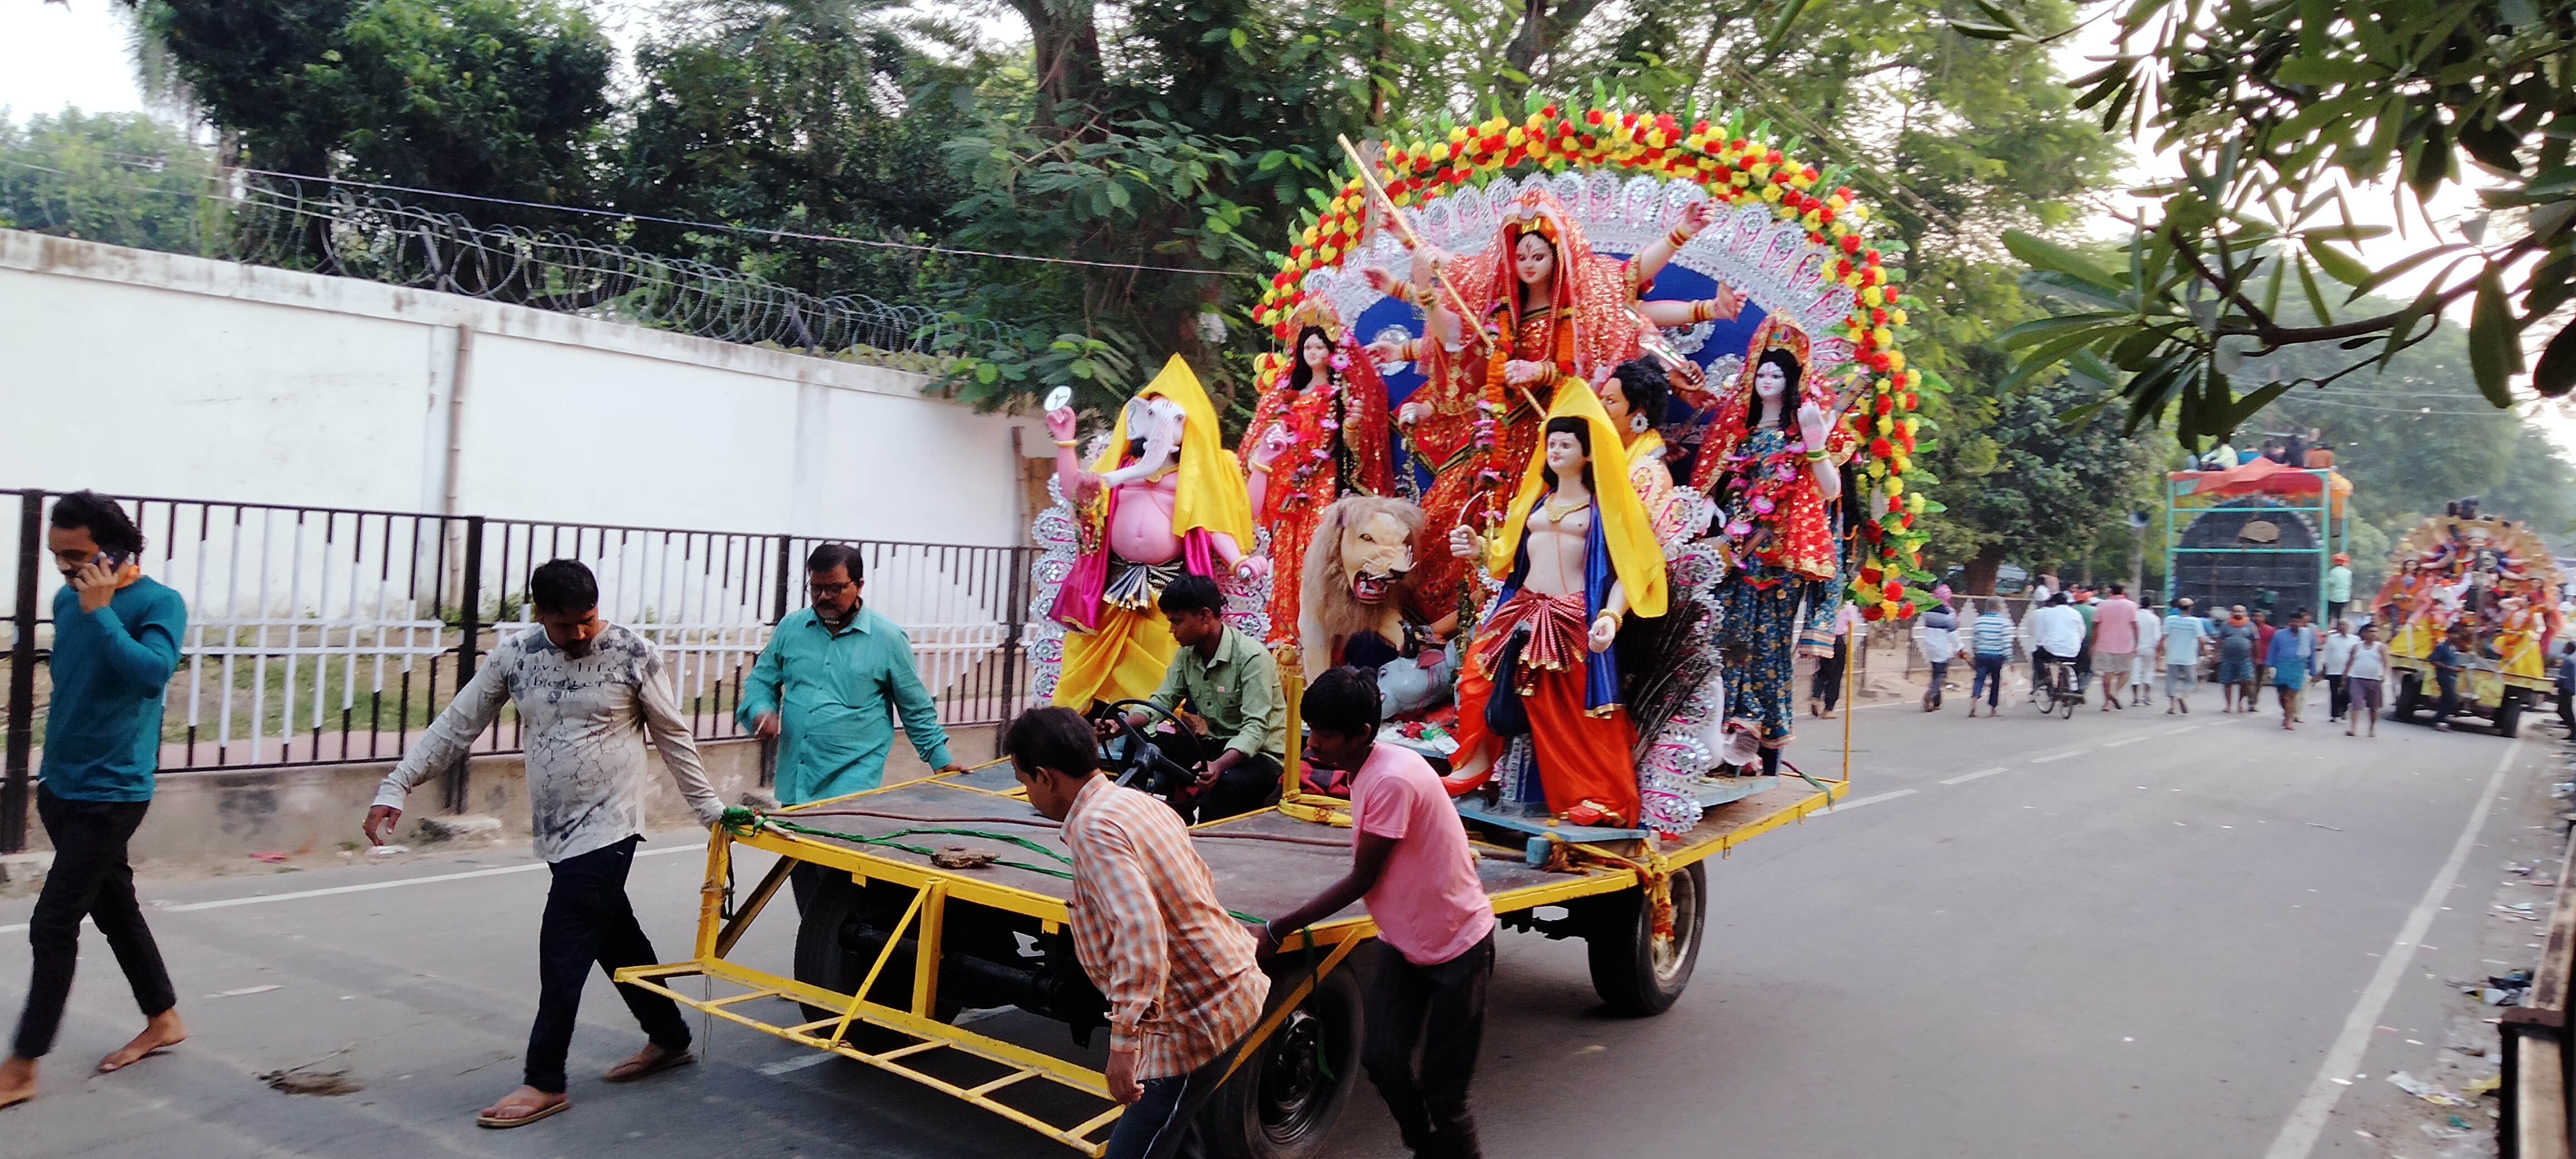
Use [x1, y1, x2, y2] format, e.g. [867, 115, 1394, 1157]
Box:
[2389, 1071, 2476, 1107]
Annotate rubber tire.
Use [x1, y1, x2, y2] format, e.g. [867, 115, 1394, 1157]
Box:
[1585, 859, 1708, 1017]
[2496, 690, 2524, 738]
[791, 869, 960, 1026]
[2393, 673, 2422, 722]
[1207, 960, 1365, 1159]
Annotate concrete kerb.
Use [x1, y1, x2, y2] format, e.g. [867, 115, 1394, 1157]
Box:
[6, 724, 993, 870]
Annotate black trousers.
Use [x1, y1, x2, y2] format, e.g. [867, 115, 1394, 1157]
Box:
[12, 787, 177, 1059]
[524, 835, 692, 1093]
[2558, 688, 2574, 734]
[1363, 933, 1495, 1159]
[1811, 637, 1848, 709]
[1178, 734, 1282, 824]
[2325, 675, 2349, 720]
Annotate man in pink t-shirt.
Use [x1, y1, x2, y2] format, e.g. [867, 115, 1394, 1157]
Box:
[1261, 667, 1496, 1159]
[2091, 583, 2140, 713]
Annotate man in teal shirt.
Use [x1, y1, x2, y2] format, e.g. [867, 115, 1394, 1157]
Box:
[739, 544, 964, 810]
[5, 491, 188, 1110]
[1096, 574, 1286, 822]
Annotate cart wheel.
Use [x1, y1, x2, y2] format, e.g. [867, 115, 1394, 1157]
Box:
[1584, 860, 1707, 1016]
[2392, 673, 2421, 722]
[792, 869, 960, 1027]
[1208, 961, 1364, 1159]
[2495, 690, 2524, 738]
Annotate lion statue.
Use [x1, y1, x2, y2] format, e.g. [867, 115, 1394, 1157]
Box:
[1299, 496, 1453, 715]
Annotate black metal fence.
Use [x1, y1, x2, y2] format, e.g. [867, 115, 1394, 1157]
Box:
[1, 488, 1029, 851]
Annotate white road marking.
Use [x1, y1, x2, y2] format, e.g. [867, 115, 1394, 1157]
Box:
[1825, 789, 1918, 813]
[2029, 749, 2089, 764]
[2260, 738, 2523, 1159]
[0, 841, 709, 932]
[2102, 736, 2147, 748]
[1940, 767, 2009, 786]
[2164, 725, 2199, 734]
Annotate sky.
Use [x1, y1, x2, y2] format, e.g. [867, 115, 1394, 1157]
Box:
[7, 0, 2573, 455]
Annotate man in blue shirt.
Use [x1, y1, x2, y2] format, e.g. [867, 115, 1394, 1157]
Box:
[1966, 599, 2016, 718]
[2431, 624, 2470, 732]
[2, 492, 188, 1110]
[739, 544, 964, 910]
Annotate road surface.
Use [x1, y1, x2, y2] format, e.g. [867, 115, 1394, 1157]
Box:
[0, 684, 2560, 1158]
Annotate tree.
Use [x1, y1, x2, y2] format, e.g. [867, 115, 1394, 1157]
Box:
[125, 0, 613, 215]
[1933, 373, 2162, 593]
[614, 0, 970, 304]
[0, 109, 216, 252]
[1979, 0, 2576, 445]
[2236, 304, 2576, 593]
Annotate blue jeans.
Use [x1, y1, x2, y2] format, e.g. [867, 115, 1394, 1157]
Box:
[1104, 1031, 1250, 1159]
[1971, 655, 2006, 707]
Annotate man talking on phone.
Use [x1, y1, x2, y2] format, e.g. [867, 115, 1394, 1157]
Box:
[2, 491, 188, 1110]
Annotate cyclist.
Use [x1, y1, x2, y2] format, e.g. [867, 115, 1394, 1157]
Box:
[2025, 592, 2087, 711]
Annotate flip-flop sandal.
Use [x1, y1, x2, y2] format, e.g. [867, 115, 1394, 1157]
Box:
[477, 1098, 571, 1128]
[0, 1089, 32, 1111]
[603, 1050, 695, 1084]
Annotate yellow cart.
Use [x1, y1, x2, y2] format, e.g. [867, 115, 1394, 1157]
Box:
[616, 683, 1845, 1158]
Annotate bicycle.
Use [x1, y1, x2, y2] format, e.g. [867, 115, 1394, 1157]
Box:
[2033, 654, 2080, 719]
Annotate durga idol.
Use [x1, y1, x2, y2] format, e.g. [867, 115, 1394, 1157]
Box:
[1440, 386, 1668, 829]
[1364, 187, 1741, 616]
[1045, 356, 1265, 710]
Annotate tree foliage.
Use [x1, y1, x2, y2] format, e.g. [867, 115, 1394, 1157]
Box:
[1929, 372, 2162, 592]
[613, 0, 969, 303]
[0, 109, 217, 252]
[125, 0, 613, 215]
[2236, 305, 2576, 593]
[1979, 0, 2576, 445]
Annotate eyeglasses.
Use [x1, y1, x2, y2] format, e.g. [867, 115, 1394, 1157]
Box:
[807, 580, 857, 596]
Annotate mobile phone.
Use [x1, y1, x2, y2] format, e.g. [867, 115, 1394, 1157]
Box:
[92, 549, 132, 572]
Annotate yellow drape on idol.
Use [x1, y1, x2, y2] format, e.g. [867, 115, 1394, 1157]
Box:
[1484, 382, 1669, 619]
[1052, 356, 1255, 709]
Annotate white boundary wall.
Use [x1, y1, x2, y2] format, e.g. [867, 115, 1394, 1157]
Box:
[0, 230, 1036, 545]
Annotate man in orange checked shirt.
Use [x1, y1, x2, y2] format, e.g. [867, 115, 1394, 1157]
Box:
[1003, 707, 1271, 1159]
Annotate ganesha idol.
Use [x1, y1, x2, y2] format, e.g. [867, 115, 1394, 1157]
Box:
[1043, 356, 1267, 710]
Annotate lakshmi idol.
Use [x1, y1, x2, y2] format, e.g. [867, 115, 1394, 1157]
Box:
[1690, 320, 1853, 773]
[1362, 188, 1743, 619]
[1240, 322, 1394, 644]
[1440, 386, 1667, 828]
[1045, 356, 1264, 709]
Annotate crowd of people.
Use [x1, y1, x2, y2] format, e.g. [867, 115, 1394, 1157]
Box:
[1907, 578, 2428, 737]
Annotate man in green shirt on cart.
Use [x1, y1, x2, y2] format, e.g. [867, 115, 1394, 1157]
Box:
[740, 543, 965, 907]
[1093, 574, 1286, 824]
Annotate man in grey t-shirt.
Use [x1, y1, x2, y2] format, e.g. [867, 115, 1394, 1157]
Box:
[364, 560, 722, 1128]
